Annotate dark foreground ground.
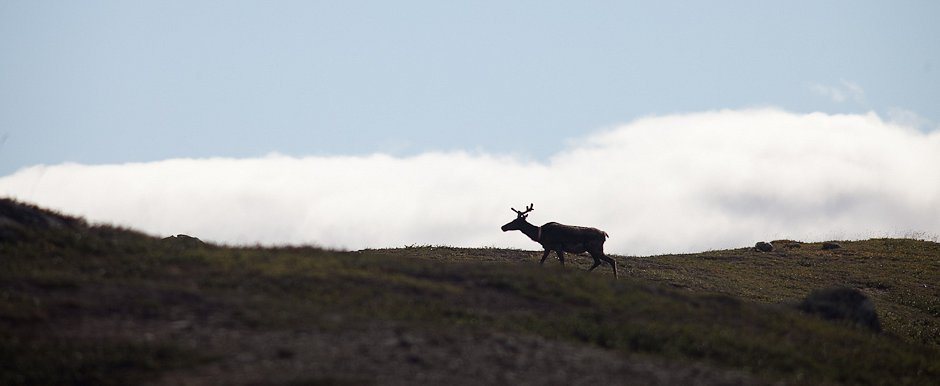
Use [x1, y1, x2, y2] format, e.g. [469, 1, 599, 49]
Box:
[2, 199, 938, 385]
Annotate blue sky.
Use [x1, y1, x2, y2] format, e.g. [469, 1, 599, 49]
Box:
[1, 2, 939, 253]
[2, 1, 938, 174]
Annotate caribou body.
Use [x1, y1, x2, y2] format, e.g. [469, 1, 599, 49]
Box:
[501, 204, 618, 278]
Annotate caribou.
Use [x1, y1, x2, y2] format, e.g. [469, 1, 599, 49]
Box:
[501, 203, 618, 278]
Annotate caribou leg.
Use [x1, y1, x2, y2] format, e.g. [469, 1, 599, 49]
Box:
[589, 249, 619, 278]
[555, 249, 565, 267]
[588, 258, 602, 272]
[601, 254, 618, 278]
[539, 250, 551, 265]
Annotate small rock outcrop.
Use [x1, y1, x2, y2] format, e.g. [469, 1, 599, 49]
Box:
[754, 241, 774, 252]
[161, 234, 206, 248]
[798, 287, 881, 332]
[821, 242, 842, 250]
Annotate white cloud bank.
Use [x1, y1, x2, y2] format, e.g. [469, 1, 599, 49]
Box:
[2, 109, 939, 255]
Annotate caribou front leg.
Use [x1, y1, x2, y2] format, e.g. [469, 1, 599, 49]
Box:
[555, 249, 565, 267]
[539, 249, 551, 265]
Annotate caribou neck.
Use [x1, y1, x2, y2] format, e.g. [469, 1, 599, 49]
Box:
[519, 221, 541, 242]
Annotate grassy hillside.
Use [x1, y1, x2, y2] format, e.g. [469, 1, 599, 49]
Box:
[2, 199, 938, 385]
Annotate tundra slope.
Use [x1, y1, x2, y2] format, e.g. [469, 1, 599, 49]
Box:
[2, 198, 939, 385]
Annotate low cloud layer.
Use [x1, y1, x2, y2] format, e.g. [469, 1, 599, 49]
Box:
[2, 109, 939, 255]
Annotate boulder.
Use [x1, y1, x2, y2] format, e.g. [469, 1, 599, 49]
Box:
[161, 234, 205, 248]
[798, 287, 881, 332]
[754, 241, 774, 252]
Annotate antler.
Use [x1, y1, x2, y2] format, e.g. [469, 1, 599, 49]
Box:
[511, 203, 535, 218]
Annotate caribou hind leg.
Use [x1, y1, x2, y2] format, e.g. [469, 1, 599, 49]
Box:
[602, 255, 618, 278]
[588, 247, 618, 278]
[588, 257, 603, 272]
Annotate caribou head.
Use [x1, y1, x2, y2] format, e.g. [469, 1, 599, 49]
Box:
[500, 203, 535, 232]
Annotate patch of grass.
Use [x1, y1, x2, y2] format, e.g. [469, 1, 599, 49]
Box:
[282, 377, 374, 386]
[1, 332, 201, 386]
[617, 239, 940, 347]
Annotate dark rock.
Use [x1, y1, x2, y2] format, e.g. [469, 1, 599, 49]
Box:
[798, 287, 881, 332]
[755, 241, 774, 252]
[821, 242, 842, 250]
[161, 234, 205, 248]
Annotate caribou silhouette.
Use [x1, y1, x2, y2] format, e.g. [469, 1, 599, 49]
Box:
[501, 203, 618, 278]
